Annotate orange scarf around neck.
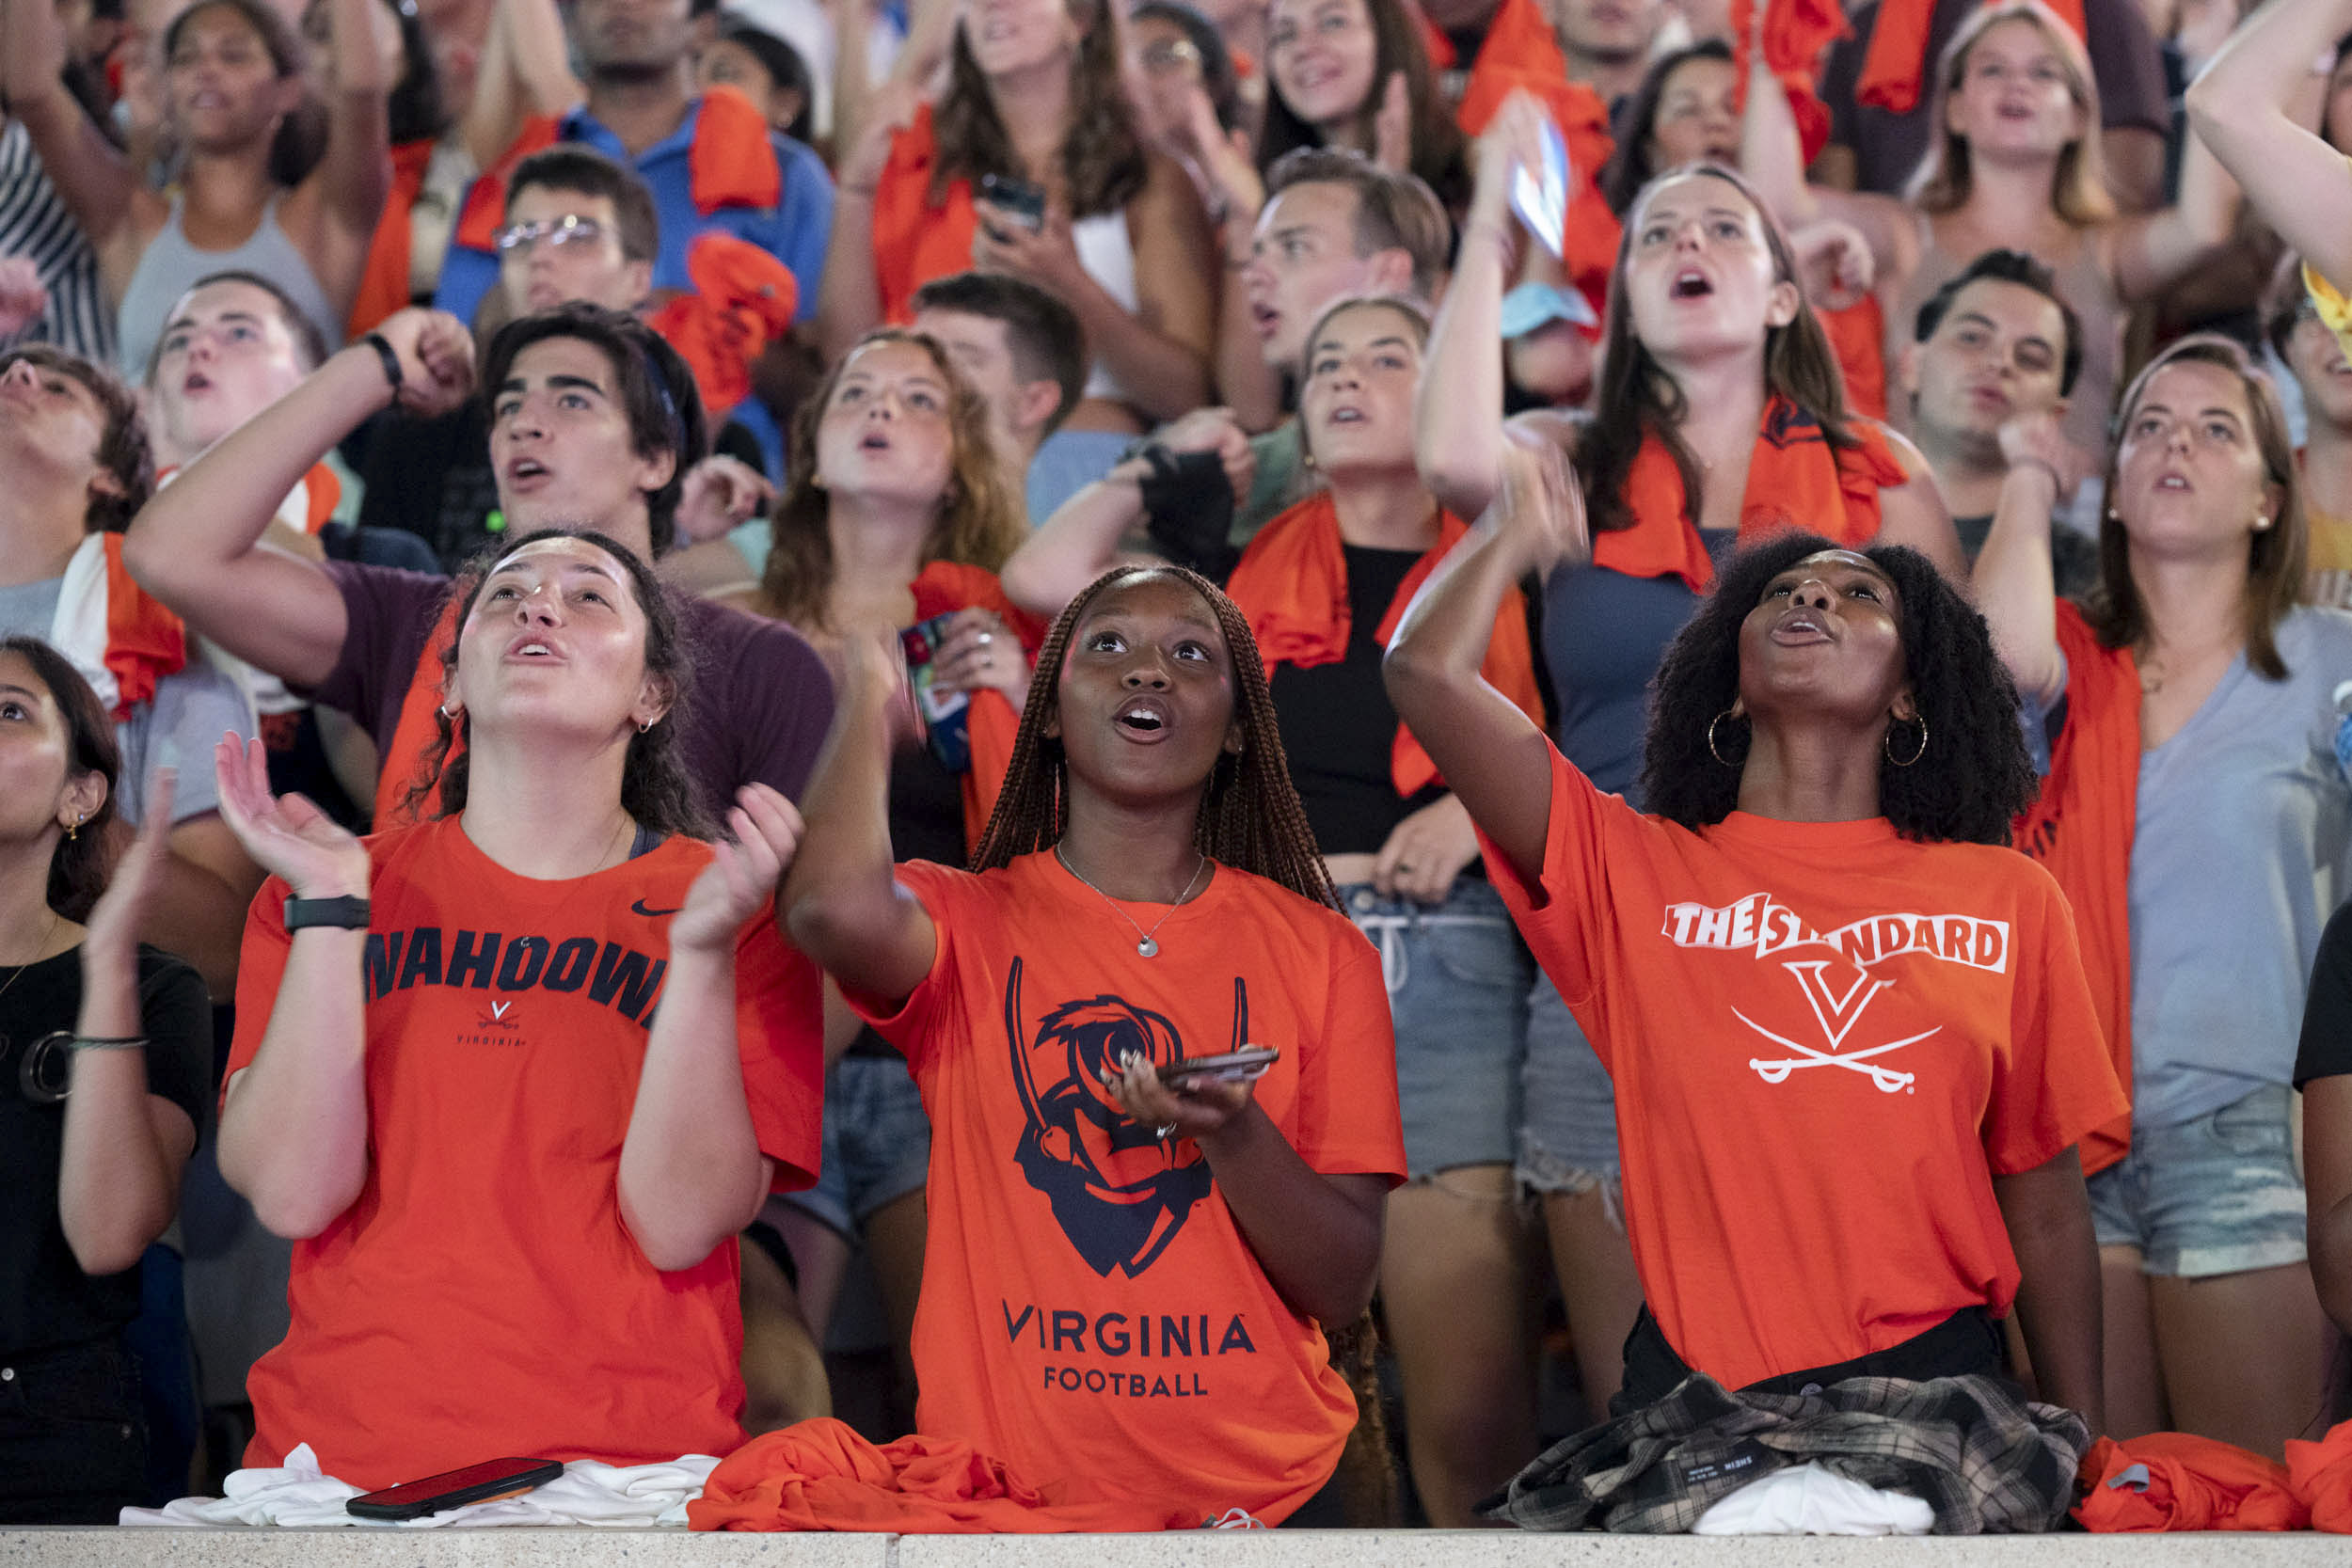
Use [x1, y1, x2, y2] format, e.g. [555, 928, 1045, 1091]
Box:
[1225, 492, 1544, 797]
[453, 87, 784, 257]
[347, 138, 437, 340]
[1856, 0, 2090, 118]
[1594, 397, 1901, 593]
[870, 103, 982, 325]
[2012, 600, 2136, 1174]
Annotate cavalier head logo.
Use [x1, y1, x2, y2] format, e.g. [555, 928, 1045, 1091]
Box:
[1003, 958, 1238, 1277]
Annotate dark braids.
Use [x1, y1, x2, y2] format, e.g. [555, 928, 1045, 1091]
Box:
[972, 566, 1337, 911]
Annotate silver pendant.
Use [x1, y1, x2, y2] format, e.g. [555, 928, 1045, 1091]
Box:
[1137, 937, 1159, 958]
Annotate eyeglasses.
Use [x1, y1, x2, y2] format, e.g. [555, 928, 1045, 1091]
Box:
[493, 215, 611, 256]
[1135, 36, 1201, 75]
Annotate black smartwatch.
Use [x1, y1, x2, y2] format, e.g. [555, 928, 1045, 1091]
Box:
[284, 895, 372, 931]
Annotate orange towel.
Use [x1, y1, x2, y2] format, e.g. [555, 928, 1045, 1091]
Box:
[2011, 601, 2135, 1174]
[909, 559, 1047, 848]
[454, 87, 782, 257]
[1856, 0, 2089, 119]
[869, 103, 983, 325]
[2074, 1433, 2309, 1531]
[347, 139, 437, 339]
[1821, 293, 1887, 419]
[1732, 0, 1851, 165]
[687, 1418, 1199, 1532]
[2287, 1418, 2352, 1532]
[1456, 0, 1620, 306]
[646, 231, 800, 412]
[1224, 492, 1544, 795]
[1593, 395, 1899, 592]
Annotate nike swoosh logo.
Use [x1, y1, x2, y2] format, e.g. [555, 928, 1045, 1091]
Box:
[631, 899, 683, 917]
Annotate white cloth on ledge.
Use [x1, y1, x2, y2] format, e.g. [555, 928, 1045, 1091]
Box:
[1692, 1462, 1934, 1536]
[120, 1444, 721, 1528]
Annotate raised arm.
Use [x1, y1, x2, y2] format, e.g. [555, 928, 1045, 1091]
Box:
[1416, 95, 1539, 521]
[1969, 410, 2070, 705]
[306, 0, 393, 252]
[1993, 1145, 2104, 1430]
[997, 406, 1252, 617]
[618, 785, 796, 1271]
[1738, 33, 1914, 303]
[816, 90, 911, 361]
[781, 638, 939, 1006]
[459, 0, 583, 168]
[122, 308, 472, 688]
[212, 737, 376, 1239]
[2185, 0, 2352, 287]
[56, 776, 201, 1275]
[1, 0, 139, 255]
[1383, 429, 1584, 881]
[2106, 107, 2240, 305]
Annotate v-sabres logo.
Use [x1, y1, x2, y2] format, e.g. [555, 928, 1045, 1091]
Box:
[1661, 893, 2012, 1095]
[1003, 958, 1244, 1278]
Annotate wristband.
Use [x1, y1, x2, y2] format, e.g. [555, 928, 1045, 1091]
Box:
[360, 332, 405, 398]
[284, 895, 372, 930]
[69, 1035, 147, 1052]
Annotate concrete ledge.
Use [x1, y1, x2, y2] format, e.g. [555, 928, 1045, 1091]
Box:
[5, 1530, 2352, 1565]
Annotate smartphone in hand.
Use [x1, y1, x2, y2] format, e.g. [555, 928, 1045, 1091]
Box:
[979, 173, 1048, 232]
[1160, 1045, 1279, 1089]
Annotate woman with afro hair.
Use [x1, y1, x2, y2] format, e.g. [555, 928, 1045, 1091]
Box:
[1385, 435, 2122, 1427]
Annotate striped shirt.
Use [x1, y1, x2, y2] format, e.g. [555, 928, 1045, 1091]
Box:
[0, 119, 116, 362]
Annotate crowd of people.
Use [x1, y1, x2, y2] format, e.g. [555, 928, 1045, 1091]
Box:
[8, 0, 2352, 1533]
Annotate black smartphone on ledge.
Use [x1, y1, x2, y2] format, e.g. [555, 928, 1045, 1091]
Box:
[345, 1456, 564, 1520]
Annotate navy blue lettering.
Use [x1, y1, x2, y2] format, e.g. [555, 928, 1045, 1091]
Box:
[1002, 1303, 1035, 1343]
[543, 937, 596, 992]
[1050, 1311, 1086, 1352]
[496, 935, 549, 990]
[447, 930, 500, 989]
[397, 927, 443, 989]
[363, 932, 404, 1000]
[589, 943, 666, 1018]
[1217, 1316, 1255, 1354]
[1095, 1313, 1129, 1355]
[1159, 1316, 1190, 1356]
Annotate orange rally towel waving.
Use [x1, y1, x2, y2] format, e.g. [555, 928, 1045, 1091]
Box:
[1732, 0, 1851, 166]
[1456, 0, 1619, 305]
[870, 103, 983, 325]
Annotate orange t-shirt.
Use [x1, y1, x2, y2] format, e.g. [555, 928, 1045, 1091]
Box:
[226, 816, 826, 1489]
[1485, 746, 2125, 1390]
[850, 853, 1406, 1526]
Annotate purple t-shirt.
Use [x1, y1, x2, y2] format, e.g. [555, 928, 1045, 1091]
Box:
[308, 560, 836, 814]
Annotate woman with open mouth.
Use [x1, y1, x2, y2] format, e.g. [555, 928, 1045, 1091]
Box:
[1977, 333, 2352, 1459]
[781, 564, 1404, 1527]
[1414, 101, 1965, 1445]
[999, 292, 1547, 1523]
[1387, 435, 2121, 1524]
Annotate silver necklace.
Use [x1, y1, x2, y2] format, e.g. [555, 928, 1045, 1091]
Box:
[1054, 846, 1209, 958]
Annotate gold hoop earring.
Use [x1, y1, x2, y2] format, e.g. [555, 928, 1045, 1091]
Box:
[1707, 708, 1744, 768]
[1884, 714, 1928, 768]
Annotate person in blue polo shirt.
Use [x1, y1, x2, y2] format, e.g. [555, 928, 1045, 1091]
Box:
[433, 0, 832, 336]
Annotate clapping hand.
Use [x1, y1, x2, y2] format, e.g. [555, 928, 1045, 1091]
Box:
[667, 784, 804, 954]
[214, 736, 371, 901]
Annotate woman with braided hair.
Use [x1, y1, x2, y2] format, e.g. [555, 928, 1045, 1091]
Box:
[783, 564, 1403, 1527]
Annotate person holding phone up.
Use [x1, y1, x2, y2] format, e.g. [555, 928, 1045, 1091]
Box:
[782, 565, 1404, 1527]
[214, 531, 824, 1491]
[0, 641, 211, 1523]
[819, 0, 1218, 438]
[1005, 294, 1546, 1525]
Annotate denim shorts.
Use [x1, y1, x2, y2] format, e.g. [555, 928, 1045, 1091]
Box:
[1343, 878, 1533, 1178]
[781, 1050, 933, 1238]
[2087, 1083, 2309, 1278]
[1518, 974, 1622, 1190]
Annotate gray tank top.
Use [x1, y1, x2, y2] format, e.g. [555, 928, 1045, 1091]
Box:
[116, 195, 341, 376]
[1886, 212, 2124, 462]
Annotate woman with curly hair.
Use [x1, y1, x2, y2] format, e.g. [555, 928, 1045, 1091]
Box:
[1415, 135, 1963, 1423]
[784, 564, 1404, 1526]
[729, 326, 1035, 1418]
[1387, 437, 2121, 1425]
[215, 529, 824, 1488]
[819, 0, 1216, 437]
[1977, 334, 2352, 1457]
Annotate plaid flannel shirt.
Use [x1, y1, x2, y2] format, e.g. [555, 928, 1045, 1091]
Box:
[1484, 1372, 2090, 1534]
